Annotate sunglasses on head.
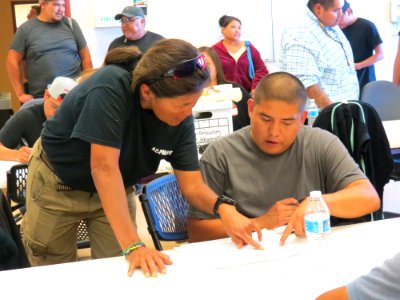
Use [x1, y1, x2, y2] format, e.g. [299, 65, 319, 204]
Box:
[147, 54, 206, 85]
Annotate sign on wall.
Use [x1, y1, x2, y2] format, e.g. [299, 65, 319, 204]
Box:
[95, 0, 147, 27]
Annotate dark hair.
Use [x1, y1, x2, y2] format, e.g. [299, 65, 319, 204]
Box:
[104, 46, 142, 72]
[31, 5, 41, 15]
[254, 72, 307, 111]
[132, 39, 209, 98]
[307, 0, 335, 10]
[198, 46, 228, 85]
[218, 15, 241, 28]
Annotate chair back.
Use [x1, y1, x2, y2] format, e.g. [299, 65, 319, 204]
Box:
[7, 164, 28, 207]
[6, 164, 90, 248]
[139, 174, 188, 250]
[360, 80, 400, 121]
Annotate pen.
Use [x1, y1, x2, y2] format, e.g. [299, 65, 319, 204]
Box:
[21, 138, 29, 147]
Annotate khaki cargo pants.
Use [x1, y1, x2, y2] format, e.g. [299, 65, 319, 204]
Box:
[22, 138, 136, 266]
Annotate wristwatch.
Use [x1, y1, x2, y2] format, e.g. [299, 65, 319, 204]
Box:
[213, 195, 238, 217]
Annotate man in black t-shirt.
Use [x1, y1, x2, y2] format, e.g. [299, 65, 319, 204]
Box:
[108, 6, 164, 53]
[339, 1, 383, 91]
[0, 76, 77, 163]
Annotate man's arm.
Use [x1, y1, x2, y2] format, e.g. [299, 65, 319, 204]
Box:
[354, 43, 383, 71]
[174, 169, 262, 249]
[5, 49, 33, 103]
[187, 197, 298, 243]
[393, 38, 400, 86]
[79, 46, 93, 71]
[306, 84, 332, 109]
[316, 286, 348, 300]
[280, 179, 379, 244]
[0, 144, 31, 163]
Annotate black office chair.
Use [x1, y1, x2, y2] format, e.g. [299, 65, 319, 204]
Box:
[0, 189, 30, 270]
[314, 101, 393, 222]
[0, 109, 13, 129]
[6, 164, 90, 249]
[139, 174, 188, 250]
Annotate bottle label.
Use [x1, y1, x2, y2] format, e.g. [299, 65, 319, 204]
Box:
[307, 110, 319, 118]
[305, 214, 330, 234]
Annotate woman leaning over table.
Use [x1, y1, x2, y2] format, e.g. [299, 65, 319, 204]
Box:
[22, 39, 262, 277]
[212, 15, 269, 96]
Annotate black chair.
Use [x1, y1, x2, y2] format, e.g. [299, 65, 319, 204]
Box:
[314, 101, 393, 222]
[0, 190, 29, 270]
[0, 109, 13, 129]
[139, 174, 188, 250]
[6, 164, 90, 249]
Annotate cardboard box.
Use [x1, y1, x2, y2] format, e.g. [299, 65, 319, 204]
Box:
[193, 99, 233, 156]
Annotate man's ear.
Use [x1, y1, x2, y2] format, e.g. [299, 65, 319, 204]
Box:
[248, 98, 254, 119]
[301, 109, 308, 125]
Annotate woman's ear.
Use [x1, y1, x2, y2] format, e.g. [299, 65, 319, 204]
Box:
[139, 83, 154, 109]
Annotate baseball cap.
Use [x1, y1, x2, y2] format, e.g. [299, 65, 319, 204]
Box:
[342, 0, 350, 13]
[115, 6, 144, 20]
[48, 76, 77, 99]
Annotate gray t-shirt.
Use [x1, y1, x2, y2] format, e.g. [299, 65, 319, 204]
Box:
[10, 17, 87, 98]
[347, 252, 400, 300]
[188, 126, 366, 219]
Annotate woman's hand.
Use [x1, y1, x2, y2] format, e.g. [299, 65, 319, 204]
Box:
[126, 246, 173, 277]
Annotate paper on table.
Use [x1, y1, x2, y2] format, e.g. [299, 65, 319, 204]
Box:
[173, 229, 309, 270]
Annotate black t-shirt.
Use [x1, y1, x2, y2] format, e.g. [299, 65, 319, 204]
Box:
[341, 18, 382, 90]
[42, 65, 199, 193]
[108, 31, 164, 53]
[0, 103, 46, 148]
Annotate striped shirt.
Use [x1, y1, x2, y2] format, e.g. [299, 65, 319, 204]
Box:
[279, 8, 359, 103]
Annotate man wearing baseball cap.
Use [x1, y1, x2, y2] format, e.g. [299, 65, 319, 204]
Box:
[0, 76, 77, 163]
[108, 6, 164, 53]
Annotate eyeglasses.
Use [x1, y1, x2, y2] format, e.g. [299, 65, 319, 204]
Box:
[320, 23, 351, 67]
[119, 17, 142, 24]
[147, 54, 206, 85]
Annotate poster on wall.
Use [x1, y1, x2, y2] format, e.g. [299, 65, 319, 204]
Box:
[133, 0, 147, 15]
[95, 0, 147, 27]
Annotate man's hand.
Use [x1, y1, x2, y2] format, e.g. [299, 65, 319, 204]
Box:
[219, 204, 263, 249]
[254, 198, 299, 230]
[18, 93, 33, 104]
[280, 198, 309, 245]
[16, 146, 31, 163]
[126, 246, 173, 277]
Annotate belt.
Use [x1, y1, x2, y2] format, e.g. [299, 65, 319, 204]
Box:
[40, 150, 74, 192]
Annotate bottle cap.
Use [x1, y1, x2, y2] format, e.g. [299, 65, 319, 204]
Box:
[310, 190, 322, 198]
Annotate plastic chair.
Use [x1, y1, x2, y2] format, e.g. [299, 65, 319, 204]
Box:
[139, 174, 188, 250]
[360, 80, 400, 121]
[6, 164, 90, 249]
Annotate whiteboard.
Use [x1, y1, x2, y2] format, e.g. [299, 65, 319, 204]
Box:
[145, 0, 274, 61]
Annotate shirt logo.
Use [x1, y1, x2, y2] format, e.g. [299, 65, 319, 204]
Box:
[152, 147, 173, 156]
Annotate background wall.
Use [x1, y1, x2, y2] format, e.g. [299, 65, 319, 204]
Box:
[1, 0, 399, 111]
[67, 0, 400, 79]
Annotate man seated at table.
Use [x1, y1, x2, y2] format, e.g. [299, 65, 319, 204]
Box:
[187, 72, 380, 245]
[0, 76, 77, 163]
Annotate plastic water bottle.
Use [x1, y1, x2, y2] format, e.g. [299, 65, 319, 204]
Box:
[306, 99, 319, 126]
[304, 191, 331, 241]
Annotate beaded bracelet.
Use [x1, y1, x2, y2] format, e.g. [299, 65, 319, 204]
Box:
[123, 241, 145, 257]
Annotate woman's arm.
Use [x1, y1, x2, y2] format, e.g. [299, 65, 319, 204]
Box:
[91, 143, 171, 277]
